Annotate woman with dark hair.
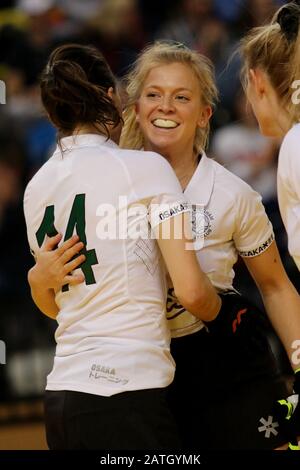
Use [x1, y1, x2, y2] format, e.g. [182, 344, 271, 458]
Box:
[24, 43, 221, 450]
[31, 40, 300, 450]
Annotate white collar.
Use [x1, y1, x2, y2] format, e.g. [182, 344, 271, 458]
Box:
[53, 133, 119, 154]
[184, 152, 215, 205]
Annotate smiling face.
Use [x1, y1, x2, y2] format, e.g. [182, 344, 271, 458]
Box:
[135, 62, 211, 157]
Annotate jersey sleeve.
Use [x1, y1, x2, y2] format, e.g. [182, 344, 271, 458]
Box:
[233, 185, 274, 258]
[23, 183, 36, 256]
[23, 181, 43, 258]
[128, 151, 190, 228]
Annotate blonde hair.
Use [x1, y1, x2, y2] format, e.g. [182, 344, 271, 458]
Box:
[120, 41, 218, 153]
[240, 2, 300, 125]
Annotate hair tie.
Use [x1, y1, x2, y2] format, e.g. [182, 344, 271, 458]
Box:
[159, 40, 188, 50]
[45, 63, 54, 75]
[277, 2, 300, 42]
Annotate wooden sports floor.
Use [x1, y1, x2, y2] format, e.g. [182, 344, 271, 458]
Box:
[0, 421, 47, 450]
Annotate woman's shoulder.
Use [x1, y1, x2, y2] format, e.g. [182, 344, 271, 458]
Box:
[210, 157, 256, 198]
[116, 148, 176, 176]
[280, 123, 300, 156]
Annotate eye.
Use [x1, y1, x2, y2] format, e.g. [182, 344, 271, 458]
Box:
[146, 92, 160, 99]
[176, 95, 189, 102]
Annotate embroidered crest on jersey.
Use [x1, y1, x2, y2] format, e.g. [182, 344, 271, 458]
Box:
[191, 205, 214, 239]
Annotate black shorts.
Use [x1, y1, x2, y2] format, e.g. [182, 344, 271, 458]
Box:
[44, 388, 181, 450]
[169, 293, 293, 450]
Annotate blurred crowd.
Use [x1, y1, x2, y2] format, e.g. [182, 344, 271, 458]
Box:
[0, 0, 299, 404]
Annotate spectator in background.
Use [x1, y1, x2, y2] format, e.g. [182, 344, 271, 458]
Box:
[56, 0, 103, 22]
[214, 0, 285, 129]
[0, 19, 57, 172]
[0, 122, 54, 399]
[87, 0, 147, 75]
[156, 0, 215, 48]
[213, 0, 245, 23]
[237, 0, 282, 31]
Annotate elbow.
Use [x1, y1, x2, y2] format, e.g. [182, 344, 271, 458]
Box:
[175, 286, 220, 322]
[259, 276, 293, 299]
[27, 266, 35, 288]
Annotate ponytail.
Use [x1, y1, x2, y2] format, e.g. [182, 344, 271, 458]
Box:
[40, 44, 122, 138]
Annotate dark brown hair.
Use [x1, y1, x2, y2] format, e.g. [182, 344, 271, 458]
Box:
[40, 44, 122, 138]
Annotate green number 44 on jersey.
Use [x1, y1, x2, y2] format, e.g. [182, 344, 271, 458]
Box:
[35, 194, 98, 291]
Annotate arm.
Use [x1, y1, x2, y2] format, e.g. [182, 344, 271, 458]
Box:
[243, 241, 300, 370]
[155, 213, 221, 322]
[28, 269, 58, 320]
[28, 234, 86, 319]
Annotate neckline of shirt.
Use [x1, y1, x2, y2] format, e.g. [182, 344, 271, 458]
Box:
[184, 151, 215, 205]
[53, 133, 118, 154]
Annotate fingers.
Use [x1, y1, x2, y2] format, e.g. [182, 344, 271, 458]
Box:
[64, 254, 86, 274]
[43, 233, 62, 251]
[61, 242, 84, 265]
[56, 235, 80, 257]
[64, 274, 85, 286]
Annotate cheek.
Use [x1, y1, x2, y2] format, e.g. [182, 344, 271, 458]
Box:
[185, 107, 203, 130]
[136, 99, 152, 122]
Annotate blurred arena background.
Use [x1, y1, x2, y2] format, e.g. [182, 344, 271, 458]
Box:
[0, 0, 299, 450]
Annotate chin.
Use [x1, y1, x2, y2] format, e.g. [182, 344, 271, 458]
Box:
[150, 139, 174, 152]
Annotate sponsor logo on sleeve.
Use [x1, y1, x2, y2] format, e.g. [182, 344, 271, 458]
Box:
[158, 202, 189, 221]
[239, 233, 275, 258]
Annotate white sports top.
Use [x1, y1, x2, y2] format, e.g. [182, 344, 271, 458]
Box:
[168, 152, 274, 338]
[277, 123, 300, 272]
[24, 134, 188, 396]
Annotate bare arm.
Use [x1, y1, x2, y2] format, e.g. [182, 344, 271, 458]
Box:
[244, 241, 300, 370]
[28, 270, 58, 320]
[155, 213, 221, 322]
[28, 234, 86, 319]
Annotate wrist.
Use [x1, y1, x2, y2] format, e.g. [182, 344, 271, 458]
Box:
[28, 265, 51, 292]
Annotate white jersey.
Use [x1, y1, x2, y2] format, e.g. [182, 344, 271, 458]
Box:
[168, 152, 274, 338]
[24, 134, 188, 396]
[277, 124, 300, 271]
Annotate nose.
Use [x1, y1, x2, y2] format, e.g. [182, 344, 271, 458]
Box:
[159, 95, 175, 113]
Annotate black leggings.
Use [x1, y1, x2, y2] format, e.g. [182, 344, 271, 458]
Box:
[44, 388, 181, 450]
[168, 293, 293, 450]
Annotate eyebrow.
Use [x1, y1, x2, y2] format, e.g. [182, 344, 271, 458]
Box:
[144, 85, 193, 93]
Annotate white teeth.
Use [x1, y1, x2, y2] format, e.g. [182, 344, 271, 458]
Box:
[153, 119, 178, 128]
